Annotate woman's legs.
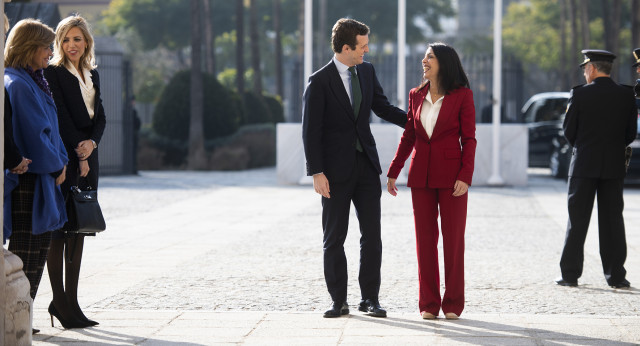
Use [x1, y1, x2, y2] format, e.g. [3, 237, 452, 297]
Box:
[65, 235, 94, 322]
[8, 173, 52, 301]
[411, 187, 441, 315]
[438, 188, 467, 316]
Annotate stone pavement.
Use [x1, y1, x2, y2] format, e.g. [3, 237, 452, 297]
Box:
[24, 168, 640, 345]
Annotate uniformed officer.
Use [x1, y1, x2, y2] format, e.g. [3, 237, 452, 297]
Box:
[556, 49, 637, 289]
[633, 48, 640, 109]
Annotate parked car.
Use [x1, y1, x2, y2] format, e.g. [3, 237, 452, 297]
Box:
[521, 92, 570, 175]
[522, 92, 640, 179]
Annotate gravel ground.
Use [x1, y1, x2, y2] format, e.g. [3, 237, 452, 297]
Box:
[41, 168, 639, 316]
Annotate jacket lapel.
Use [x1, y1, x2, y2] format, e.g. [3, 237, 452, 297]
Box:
[327, 61, 355, 121]
[414, 84, 430, 140]
[430, 88, 458, 139]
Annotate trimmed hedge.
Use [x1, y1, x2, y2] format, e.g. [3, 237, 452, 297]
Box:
[152, 70, 241, 142]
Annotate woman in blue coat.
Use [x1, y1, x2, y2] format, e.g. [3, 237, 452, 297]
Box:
[3, 18, 68, 330]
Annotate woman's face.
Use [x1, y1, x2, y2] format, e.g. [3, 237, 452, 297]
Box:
[422, 47, 439, 82]
[62, 26, 87, 68]
[30, 44, 53, 70]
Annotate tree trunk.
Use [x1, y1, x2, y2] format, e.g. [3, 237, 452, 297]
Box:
[579, 0, 589, 48]
[569, 0, 579, 85]
[602, 0, 622, 79]
[315, 0, 327, 69]
[249, 0, 262, 95]
[203, 0, 215, 75]
[633, 0, 640, 50]
[560, 0, 568, 90]
[188, 0, 206, 170]
[273, 0, 283, 98]
[235, 0, 245, 94]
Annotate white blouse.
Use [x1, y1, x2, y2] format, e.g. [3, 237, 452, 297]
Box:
[420, 89, 444, 138]
[65, 63, 96, 119]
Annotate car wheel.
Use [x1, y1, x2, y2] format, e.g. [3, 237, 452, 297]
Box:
[550, 147, 569, 179]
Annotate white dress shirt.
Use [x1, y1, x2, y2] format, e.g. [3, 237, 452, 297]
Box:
[333, 56, 356, 105]
[66, 63, 96, 119]
[420, 89, 444, 138]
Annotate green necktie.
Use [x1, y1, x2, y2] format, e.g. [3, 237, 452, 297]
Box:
[348, 66, 361, 118]
[348, 66, 363, 152]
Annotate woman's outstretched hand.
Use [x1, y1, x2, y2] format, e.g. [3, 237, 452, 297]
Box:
[387, 178, 398, 196]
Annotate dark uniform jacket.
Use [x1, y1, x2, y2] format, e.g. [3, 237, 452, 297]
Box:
[302, 60, 406, 183]
[563, 77, 637, 179]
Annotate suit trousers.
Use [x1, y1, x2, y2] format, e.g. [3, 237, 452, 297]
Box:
[411, 187, 467, 316]
[561, 177, 627, 285]
[322, 151, 382, 304]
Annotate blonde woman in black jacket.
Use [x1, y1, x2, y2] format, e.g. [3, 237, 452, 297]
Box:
[44, 15, 106, 329]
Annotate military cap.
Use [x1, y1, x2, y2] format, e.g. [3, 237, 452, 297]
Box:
[579, 49, 616, 67]
[633, 48, 640, 67]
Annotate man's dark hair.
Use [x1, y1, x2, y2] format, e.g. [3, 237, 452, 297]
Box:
[425, 42, 470, 93]
[590, 61, 613, 75]
[331, 18, 369, 53]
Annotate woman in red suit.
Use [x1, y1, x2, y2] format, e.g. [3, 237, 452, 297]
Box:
[387, 42, 476, 320]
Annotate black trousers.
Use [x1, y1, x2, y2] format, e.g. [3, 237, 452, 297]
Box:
[560, 177, 627, 285]
[322, 151, 382, 304]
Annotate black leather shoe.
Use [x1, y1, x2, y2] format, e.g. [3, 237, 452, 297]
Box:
[358, 299, 387, 318]
[555, 277, 578, 287]
[323, 302, 349, 318]
[610, 279, 631, 289]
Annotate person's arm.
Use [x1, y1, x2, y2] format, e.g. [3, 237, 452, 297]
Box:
[369, 64, 407, 128]
[387, 89, 418, 194]
[563, 88, 579, 146]
[89, 70, 106, 145]
[4, 89, 23, 170]
[7, 79, 66, 175]
[625, 93, 638, 146]
[302, 73, 326, 176]
[456, 88, 477, 186]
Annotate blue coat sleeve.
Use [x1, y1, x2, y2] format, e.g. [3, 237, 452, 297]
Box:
[6, 79, 68, 174]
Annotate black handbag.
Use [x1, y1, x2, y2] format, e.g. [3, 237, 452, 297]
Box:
[65, 186, 106, 233]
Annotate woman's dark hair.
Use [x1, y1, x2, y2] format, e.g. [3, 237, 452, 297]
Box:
[420, 42, 470, 94]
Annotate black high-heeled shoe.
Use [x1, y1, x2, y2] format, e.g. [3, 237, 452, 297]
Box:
[48, 302, 90, 329]
[70, 303, 99, 326]
[76, 314, 99, 326]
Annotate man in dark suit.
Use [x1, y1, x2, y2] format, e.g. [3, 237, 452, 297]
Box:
[302, 18, 406, 318]
[556, 50, 637, 289]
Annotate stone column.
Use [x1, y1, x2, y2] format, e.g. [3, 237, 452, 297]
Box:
[1, 1, 6, 343]
[3, 249, 32, 345]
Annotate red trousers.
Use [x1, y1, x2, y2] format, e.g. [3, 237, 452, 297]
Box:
[411, 187, 467, 316]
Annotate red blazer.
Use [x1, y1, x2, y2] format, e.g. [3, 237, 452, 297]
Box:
[387, 83, 476, 188]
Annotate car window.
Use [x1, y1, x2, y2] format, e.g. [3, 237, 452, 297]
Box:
[533, 98, 568, 122]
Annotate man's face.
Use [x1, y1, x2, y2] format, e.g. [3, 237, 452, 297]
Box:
[636, 65, 640, 75]
[343, 34, 369, 67]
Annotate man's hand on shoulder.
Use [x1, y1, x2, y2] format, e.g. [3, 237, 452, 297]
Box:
[313, 173, 331, 199]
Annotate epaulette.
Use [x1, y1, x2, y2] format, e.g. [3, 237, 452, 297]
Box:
[571, 84, 585, 90]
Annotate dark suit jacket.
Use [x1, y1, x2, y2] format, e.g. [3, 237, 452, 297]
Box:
[387, 83, 477, 188]
[4, 88, 22, 169]
[302, 60, 406, 183]
[44, 65, 106, 150]
[563, 77, 637, 179]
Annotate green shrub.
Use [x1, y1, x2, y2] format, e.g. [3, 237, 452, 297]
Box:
[241, 91, 273, 125]
[263, 94, 284, 123]
[152, 70, 241, 142]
